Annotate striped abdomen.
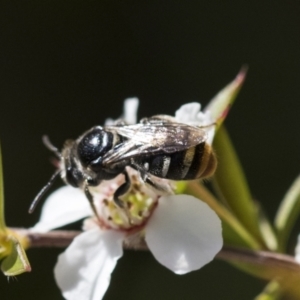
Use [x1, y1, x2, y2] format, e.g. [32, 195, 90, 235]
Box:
[134, 142, 217, 180]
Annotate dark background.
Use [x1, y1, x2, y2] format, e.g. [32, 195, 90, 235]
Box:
[0, 1, 300, 299]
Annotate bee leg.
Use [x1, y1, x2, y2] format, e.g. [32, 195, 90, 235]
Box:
[143, 175, 171, 194]
[132, 163, 172, 195]
[113, 171, 131, 208]
[83, 184, 101, 222]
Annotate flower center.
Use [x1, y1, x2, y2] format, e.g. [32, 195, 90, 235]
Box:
[90, 173, 159, 232]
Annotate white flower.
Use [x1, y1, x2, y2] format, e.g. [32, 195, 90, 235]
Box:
[175, 102, 210, 126]
[33, 184, 222, 300]
[105, 97, 139, 125]
[175, 102, 215, 145]
[31, 96, 234, 300]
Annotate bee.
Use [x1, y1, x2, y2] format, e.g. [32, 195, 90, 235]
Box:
[29, 116, 216, 215]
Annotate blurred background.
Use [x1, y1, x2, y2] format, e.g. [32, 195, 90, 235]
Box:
[0, 1, 300, 299]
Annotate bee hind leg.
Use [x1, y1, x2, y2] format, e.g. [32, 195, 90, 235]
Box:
[132, 163, 173, 195]
[113, 171, 131, 208]
[143, 175, 173, 195]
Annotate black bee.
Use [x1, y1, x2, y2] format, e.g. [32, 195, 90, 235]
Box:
[29, 116, 216, 214]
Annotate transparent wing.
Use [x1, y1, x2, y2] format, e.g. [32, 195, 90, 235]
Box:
[102, 120, 207, 165]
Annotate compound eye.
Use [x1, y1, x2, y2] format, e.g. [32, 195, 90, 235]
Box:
[66, 167, 83, 187]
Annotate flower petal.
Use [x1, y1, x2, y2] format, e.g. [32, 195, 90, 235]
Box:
[32, 186, 92, 232]
[105, 97, 139, 125]
[175, 102, 215, 145]
[145, 195, 223, 274]
[123, 97, 139, 124]
[175, 102, 203, 125]
[54, 228, 124, 300]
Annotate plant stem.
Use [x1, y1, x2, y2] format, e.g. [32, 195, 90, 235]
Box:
[11, 227, 300, 270]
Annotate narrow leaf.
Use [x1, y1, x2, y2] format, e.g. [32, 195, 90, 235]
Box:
[0, 143, 6, 231]
[254, 281, 282, 300]
[213, 127, 265, 247]
[218, 246, 300, 299]
[257, 203, 278, 251]
[186, 182, 261, 249]
[204, 66, 247, 130]
[274, 174, 300, 252]
[1, 236, 31, 276]
[222, 221, 258, 249]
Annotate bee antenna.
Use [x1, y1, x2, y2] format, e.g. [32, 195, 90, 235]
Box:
[28, 169, 61, 214]
[42, 135, 61, 158]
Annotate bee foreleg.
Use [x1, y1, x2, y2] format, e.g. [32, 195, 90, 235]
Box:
[113, 171, 131, 208]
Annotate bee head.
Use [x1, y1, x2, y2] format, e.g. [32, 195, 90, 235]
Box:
[61, 139, 85, 188]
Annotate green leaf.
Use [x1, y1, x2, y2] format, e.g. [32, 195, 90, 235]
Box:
[1, 236, 31, 276]
[0, 144, 31, 276]
[254, 281, 282, 300]
[0, 143, 6, 231]
[257, 203, 278, 251]
[222, 221, 258, 248]
[204, 66, 247, 130]
[274, 174, 300, 252]
[174, 181, 187, 194]
[218, 246, 300, 300]
[213, 127, 265, 248]
[186, 182, 261, 249]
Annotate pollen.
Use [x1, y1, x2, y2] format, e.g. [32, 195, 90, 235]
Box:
[88, 162, 178, 232]
[110, 212, 125, 225]
[96, 171, 159, 231]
